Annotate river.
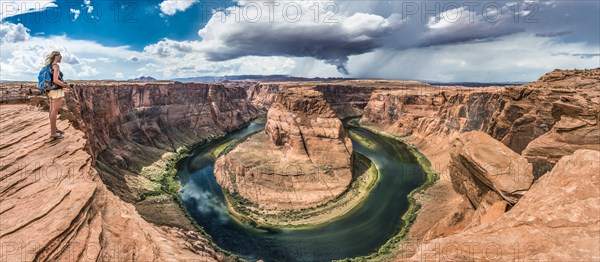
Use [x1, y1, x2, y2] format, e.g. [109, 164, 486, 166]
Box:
[177, 120, 426, 261]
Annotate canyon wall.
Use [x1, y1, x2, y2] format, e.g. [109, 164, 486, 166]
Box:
[360, 69, 599, 177]
[358, 69, 599, 260]
[242, 80, 431, 118]
[1, 69, 596, 261]
[244, 82, 281, 109]
[62, 82, 264, 230]
[0, 104, 225, 261]
[69, 82, 261, 164]
[314, 84, 375, 118]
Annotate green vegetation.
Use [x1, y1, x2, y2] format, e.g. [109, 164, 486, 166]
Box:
[139, 146, 191, 201]
[347, 130, 378, 149]
[135, 144, 242, 261]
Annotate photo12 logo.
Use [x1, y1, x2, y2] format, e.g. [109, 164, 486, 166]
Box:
[1, 1, 539, 25]
[1, 1, 139, 23]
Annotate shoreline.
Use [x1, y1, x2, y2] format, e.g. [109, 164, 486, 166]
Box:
[341, 119, 440, 261]
[162, 116, 438, 260]
[136, 117, 269, 261]
[222, 151, 380, 229]
[138, 144, 242, 260]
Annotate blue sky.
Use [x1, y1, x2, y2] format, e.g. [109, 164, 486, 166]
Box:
[4, 0, 231, 49]
[1, 0, 599, 81]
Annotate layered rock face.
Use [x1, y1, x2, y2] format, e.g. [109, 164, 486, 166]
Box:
[0, 105, 223, 261]
[69, 82, 261, 164]
[215, 88, 353, 211]
[244, 82, 281, 109]
[411, 149, 600, 261]
[359, 69, 599, 259]
[264, 88, 354, 164]
[521, 69, 600, 176]
[314, 84, 375, 118]
[65, 83, 261, 210]
[244, 82, 380, 118]
[361, 69, 600, 177]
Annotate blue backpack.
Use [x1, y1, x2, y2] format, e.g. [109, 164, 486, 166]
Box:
[37, 65, 54, 94]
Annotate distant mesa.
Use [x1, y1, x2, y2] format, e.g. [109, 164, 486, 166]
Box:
[171, 75, 355, 83]
[128, 76, 157, 82]
[172, 75, 288, 83]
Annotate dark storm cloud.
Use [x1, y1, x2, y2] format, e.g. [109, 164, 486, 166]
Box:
[199, 11, 402, 74]
[203, 26, 382, 74]
[196, 0, 599, 74]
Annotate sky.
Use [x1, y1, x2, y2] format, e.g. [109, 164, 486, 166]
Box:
[0, 0, 599, 82]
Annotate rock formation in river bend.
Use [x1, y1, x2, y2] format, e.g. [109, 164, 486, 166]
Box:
[214, 88, 354, 211]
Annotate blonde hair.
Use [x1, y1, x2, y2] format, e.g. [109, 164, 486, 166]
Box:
[44, 51, 61, 67]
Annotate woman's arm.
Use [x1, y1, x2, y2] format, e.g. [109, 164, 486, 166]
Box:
[52, 64, 67, 88]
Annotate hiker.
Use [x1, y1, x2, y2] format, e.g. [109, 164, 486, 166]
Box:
[44, 51, 70, 139]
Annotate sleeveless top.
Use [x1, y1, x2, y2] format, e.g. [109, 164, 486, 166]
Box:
[50, 62, 64, 89]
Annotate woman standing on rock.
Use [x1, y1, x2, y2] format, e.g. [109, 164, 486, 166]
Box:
[45, 51, 70, 139]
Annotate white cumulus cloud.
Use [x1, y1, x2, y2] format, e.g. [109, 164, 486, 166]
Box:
[0, 22, 30, 43]
[159, 0, 199, 16]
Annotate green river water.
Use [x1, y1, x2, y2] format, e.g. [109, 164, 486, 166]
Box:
[177, 120, 426, 261]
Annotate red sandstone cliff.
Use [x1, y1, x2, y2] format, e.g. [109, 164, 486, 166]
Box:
[0, 104, 224, 261]
[358, 69, 599, 259]
[61, 83, 264, 230]
[410, 149, 600, 261]
[360, 69, 599, 177]
[1, 69, 597, 261]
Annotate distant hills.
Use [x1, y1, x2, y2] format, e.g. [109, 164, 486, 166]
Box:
[128, 76, 157, 82]
[115, 75, 525, 87]
[172, 75, 288, 82]
[171, 75, 354, 83]
[426, 81, 526, 87]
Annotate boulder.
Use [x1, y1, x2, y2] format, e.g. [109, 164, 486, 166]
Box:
[411, 149, 600, 261]
[450, 131, 534, 206]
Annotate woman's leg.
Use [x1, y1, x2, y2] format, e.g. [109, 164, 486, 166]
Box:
[56, 97, 63, 115]
[49, 97, 60, 135]
[49, 97, 54, 134]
